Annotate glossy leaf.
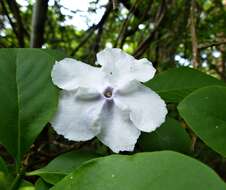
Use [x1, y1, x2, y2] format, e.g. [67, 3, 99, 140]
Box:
[35, 178, 52, 190]
[0, 157, 8, 174]
[138, 117, 191, 153]
[27, 151, 98, 185]
[0, 49, 58, 165]
[51, 151, 226, 190]
[0, 158, 9, 190]
[0, 157, 10, 190]
[178, 85, 226, 157]
[146, 67, 225, 102]
[19, 180, 35, 190]
[0, 173, 8, 190]
[42, 49, 66, 61]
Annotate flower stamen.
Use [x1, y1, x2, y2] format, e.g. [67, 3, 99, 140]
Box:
[103, 87, 113, 99]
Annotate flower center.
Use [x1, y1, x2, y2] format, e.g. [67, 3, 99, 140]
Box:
[103, 87, 113, 99]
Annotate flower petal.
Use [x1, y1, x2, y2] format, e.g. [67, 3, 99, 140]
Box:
[76, 87, 101, 100]
[96, 48, 155, 86]
[132, 58, 156, 82]
[51, 90, 104, 141]
[97, 102, 141, 153]
[114, 81, 167, 132]
[51, 58, 104, 91]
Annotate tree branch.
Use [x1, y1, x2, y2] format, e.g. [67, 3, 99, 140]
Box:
[30, 0, 49, 48]
[111, 0, 118, 10]
[198, 39, 226, 50]
[119, 0, 149, 19]
[70, 1, 112, 56]
[114, 0, 141, 47]
[0, 0, 24, 47]
[5, 0, 28, 46]
[190, 0, 199, 68]
[118, 0, 153, 48]
[133, 0, 166, 58]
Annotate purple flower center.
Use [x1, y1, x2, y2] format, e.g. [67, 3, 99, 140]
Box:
[103, 87, 113, 99]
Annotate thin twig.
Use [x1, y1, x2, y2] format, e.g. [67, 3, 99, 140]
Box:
[190, 0, 200, 68]
[133, 0, 166, 58]
[114, 0, 141, 47]
[6, 0, 29, 45]
[119, 0, 149, 19]
[198, 40, 226, 50]
[111, 0, 118, 10]
[92, 24, 104, 56]
[9, 173, 22, 190]
[118, 1, 153, 49]
[0, 0, 22, 47]
[70, 1, 112, 56]
[189, 1, 199, 146]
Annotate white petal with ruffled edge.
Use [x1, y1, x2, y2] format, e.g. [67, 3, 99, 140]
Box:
[96, 48, 156, 86]
[51, 90, 104, 141]
[97, 102, 141, 153]
[51, 48, 168, 153]
[51, 58, 105, 91]
[114, 81, 167, 132]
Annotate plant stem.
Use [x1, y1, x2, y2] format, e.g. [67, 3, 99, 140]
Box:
[9, 173, 21, 190]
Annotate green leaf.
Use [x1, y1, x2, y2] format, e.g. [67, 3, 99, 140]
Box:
[0, 158, 9, 190]
[27, 151, 98, 185]
[0, 157, 8, 174]
[18, 180, 35, 190]
[0, 49, 58, 165]
[146, 67, 225, 102]
[41, 49, 66, 61]
[138, 117, 191, 153]
[35, 178, 52, 190]
[0, 172, 8, 190]
[51, 151, 226, 190]
[178, 85, 226, 157]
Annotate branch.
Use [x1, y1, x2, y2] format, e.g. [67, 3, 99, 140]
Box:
[111, 0, 118, 10]
[30, 0, 49, 48]
[70, 1, 112, 56]
[0, 0, 24, 47]
[119, 0, 149, 19]
[5, 0, 28, 46]
[133, 0, 166, 58]
[114, 0, 141, 47]
[190, 0, 199, 68]
[9, 173, 22, 190]
[118, 0, 153, 48]
[92, 23, 104, 57]
[198, 40, 226, 50]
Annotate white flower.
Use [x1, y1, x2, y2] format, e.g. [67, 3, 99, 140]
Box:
[51, 48, 167, 153]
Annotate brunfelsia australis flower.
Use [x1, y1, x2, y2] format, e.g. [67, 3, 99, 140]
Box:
[51, 48, 167, 153]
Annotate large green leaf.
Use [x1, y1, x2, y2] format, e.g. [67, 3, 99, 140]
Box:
[0, 172, 8, 190]
[18, 180, 35, 190]
[138, 117, 191, 153]
[41, 49, 66, 61]
[35, 178, 52, 190]
[27, 151, 98, 185]
[51, 151, 226, 190]
[146, 67, 225, 102]
[0, 49, 58, 165]
[0, 157, 8, 174]
[0, 157, 9, 190]
[178, 85, 226, 157]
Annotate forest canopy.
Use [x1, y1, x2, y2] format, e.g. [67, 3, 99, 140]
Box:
[1, 0, 226, 190]
[0, 0, 226, 77]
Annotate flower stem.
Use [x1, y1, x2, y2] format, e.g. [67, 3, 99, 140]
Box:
[9, 173, 22, 190]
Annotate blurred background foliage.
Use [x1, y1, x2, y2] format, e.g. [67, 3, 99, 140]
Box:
[0, 0, 226, 79]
